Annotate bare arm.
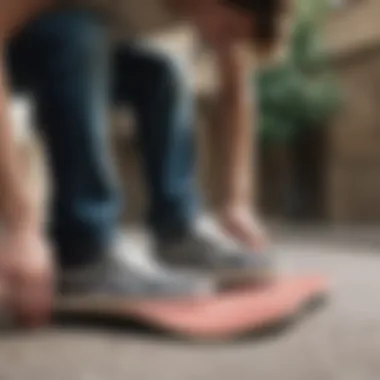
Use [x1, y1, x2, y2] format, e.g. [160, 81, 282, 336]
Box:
[0, 65, 53, 324]
[0, 2, 55, 326]
[0, 0, 52, 231]
[0, 53, 38, 231]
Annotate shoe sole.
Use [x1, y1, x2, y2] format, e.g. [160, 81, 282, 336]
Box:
[213, 268, 276, 290]
[52, 274, 329, 341]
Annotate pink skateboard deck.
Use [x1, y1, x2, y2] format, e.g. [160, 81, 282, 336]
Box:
[54, 274, 329, 340]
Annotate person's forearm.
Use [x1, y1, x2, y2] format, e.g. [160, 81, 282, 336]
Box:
[0, 1, 52, 231]
[215, 45, 257, 209]
[0, 49, 40, 232]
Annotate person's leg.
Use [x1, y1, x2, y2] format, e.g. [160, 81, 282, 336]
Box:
[7, 12, 211, 298]
[7, 11, 120, 269]
[112, 45, 197, 239]
[112, 45, 272, 286]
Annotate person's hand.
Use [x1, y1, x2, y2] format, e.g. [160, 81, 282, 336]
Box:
[191, 2, 231, 46]
[0, 229, 54, 327]
[189, 1, 253, 47]
[219, 206, 269, 251]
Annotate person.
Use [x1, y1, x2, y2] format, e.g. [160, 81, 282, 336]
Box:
[0, 0, 283, 325]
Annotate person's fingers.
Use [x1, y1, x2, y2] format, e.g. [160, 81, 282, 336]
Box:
[25, 269, 53, 327]
[10, 264, 53, 327]
[0, 275, 8, 306]
[0, 233, 54, 327]
[221, 214, 269, 251]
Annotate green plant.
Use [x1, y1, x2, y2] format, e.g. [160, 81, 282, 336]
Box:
[256, 0, 341, 144]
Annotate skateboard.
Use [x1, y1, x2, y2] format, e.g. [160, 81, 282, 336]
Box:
[54, 274, 329, 341]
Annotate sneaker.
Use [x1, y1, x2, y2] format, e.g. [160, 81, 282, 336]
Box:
[156, 219, 274, 288]
[56, 234, 215, 312]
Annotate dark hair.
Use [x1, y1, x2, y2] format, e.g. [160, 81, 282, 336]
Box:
[221, 0, 283, 51]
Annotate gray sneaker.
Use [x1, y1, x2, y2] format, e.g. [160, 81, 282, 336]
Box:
[56, 235, 215, 313]
[157, 221, 274, 288]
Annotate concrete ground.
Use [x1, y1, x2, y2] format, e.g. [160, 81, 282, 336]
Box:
[1, 226, 380, 380]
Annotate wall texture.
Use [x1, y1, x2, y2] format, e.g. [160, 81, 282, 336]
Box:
[325, 0, 380, 222]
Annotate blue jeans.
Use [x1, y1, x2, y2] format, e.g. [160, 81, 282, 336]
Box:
[7, 10, 197, 268]
[112, 45, 197, 237]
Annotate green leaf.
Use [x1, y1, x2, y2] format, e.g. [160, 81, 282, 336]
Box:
[256, 0, 341, 145]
